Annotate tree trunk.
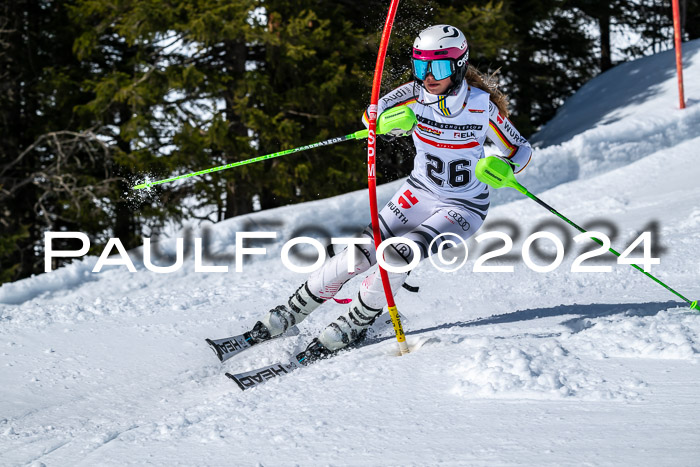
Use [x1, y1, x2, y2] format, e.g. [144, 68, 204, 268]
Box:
[513, 46, 534, 136]
[680, 0, 686, 39]
[599, 12, 613, 71]
[223, 39, 251, 219]
[114, 105, 137, 247]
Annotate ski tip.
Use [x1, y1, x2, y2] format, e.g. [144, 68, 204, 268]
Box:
[225, 372, 248, 391]
[205, 338, 224, 362]
[691, 300, 699, 312]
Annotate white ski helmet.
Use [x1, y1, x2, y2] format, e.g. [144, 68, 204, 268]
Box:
[412, 25, 469, 92]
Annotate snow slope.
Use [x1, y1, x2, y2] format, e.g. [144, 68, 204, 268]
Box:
[1, 41, 700, 466]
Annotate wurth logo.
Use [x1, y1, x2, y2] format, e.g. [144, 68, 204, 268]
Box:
[497, 114, 504, 125]
[397, 189, 419, 209]
[388, 201, 409, 225]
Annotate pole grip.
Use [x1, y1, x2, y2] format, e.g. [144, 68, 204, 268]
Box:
[353, 129, 369, 139]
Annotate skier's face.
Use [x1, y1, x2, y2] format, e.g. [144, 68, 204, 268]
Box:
[424, 73, 451, 95]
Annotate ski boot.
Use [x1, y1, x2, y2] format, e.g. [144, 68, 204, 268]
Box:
[317, 293, 383, 351]
[259, 282, 324, 338]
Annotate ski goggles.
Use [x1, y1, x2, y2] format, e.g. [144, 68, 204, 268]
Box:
[412, 58, 454, 81]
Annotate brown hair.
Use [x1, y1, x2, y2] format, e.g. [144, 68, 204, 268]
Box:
[465, 65, 510, 117]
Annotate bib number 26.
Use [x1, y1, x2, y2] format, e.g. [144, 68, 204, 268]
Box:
[426, 155, 471, 188]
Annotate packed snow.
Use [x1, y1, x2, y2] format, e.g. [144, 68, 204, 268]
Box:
[1, 41, 699, 466]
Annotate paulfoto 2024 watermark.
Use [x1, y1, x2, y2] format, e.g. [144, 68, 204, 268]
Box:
[44, 227, 662, 275]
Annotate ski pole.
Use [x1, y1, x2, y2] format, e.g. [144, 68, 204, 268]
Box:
[475, 156, 699, 311]
[132, 107, 417, 190]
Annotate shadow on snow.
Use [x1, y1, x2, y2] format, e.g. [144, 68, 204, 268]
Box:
[361, 300, 685, 348]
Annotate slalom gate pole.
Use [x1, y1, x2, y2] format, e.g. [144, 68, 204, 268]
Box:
[367, 0, 410, 355]
[671, 0, 686, 109]
[132, 131, 368, 190]
[475, 157, 699, 311]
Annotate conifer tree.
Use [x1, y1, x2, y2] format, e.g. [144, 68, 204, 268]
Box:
[0, 0, 116, 280]
[499, 0, 598, 135]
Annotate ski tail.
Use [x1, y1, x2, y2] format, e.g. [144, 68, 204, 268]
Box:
[206, 325, 300, 363]
[206, 335, 253, 362]
[226, 361, 301, 390]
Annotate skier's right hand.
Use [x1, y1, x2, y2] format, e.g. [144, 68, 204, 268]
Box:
[379, 121, 416, 141]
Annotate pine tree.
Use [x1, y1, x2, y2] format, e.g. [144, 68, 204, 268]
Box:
[0, 0, 115, 280]
[572, 0, 626, 71]
[499, 0, 598, 135]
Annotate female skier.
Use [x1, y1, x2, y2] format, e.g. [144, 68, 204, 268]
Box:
[245, 24, 532, 360]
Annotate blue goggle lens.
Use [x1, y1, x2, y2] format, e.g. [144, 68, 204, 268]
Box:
[412, 60, 429, 79]
[412, 59, 453, 81]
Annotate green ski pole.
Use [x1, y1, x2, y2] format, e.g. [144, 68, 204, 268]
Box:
[475, 156, 699, 312]
[133, 106, 417, 190]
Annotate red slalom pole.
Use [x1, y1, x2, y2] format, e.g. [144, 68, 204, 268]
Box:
[672, 0, 686, 109]
[367, 0, 409, 355]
